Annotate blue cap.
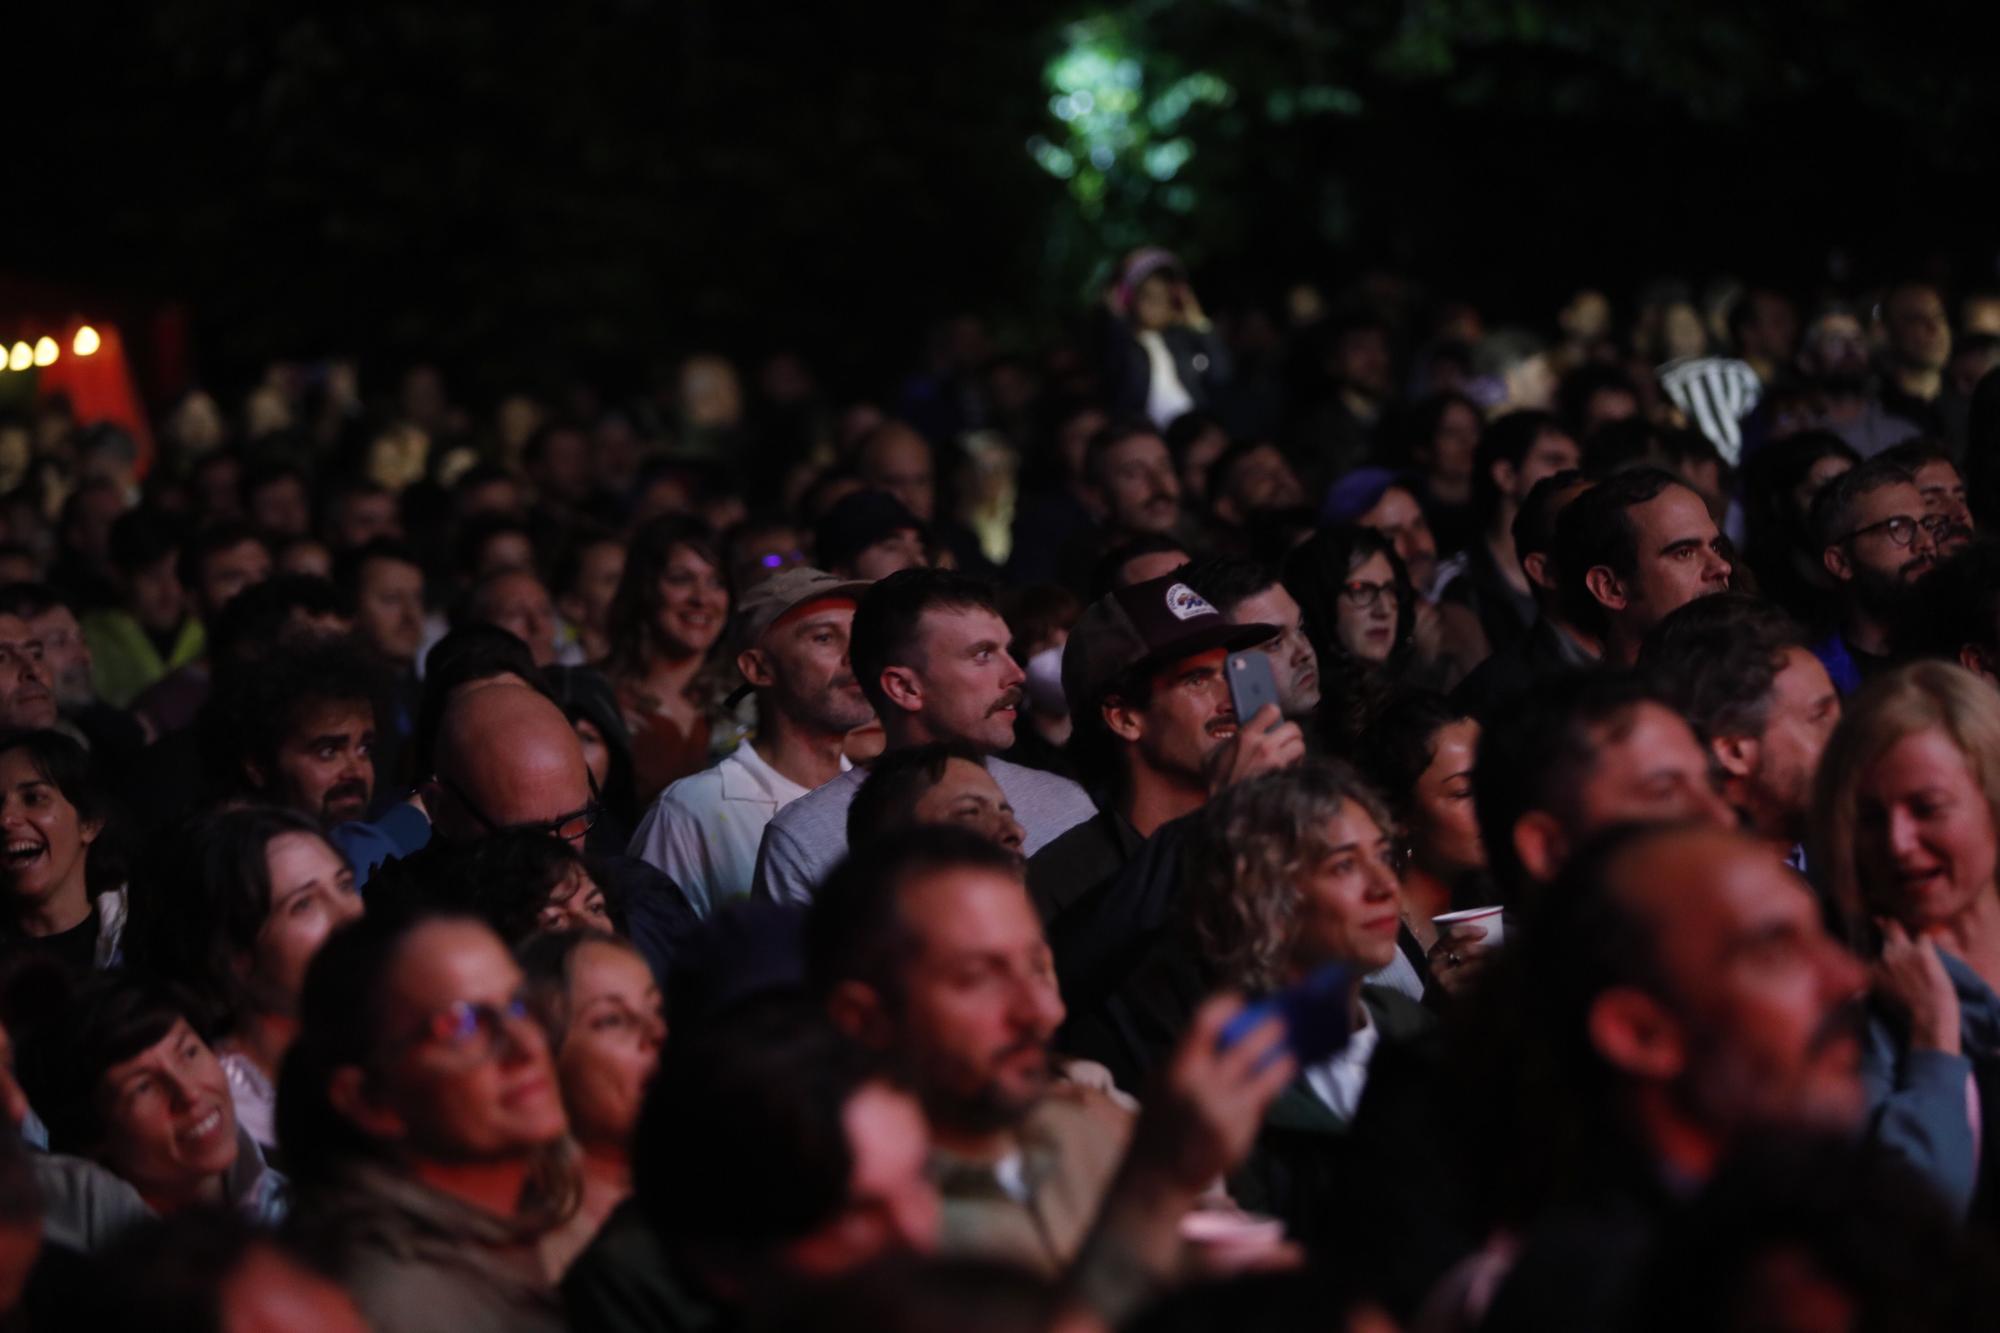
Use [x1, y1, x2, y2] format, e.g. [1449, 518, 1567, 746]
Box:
[1319, 466, 1402, 527]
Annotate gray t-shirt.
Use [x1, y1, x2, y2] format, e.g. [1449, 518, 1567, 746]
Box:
[750, 756, 1097, 906]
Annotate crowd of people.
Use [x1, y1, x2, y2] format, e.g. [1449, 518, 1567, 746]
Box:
[1, 253, 1999, 1330]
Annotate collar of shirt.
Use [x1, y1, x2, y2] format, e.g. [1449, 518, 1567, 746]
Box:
[718, 739, 849, 806]
[1302, 1001, 1381, 1123]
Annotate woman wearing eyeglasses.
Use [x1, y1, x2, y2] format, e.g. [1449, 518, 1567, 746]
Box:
[281, 908, 576, 1333]
[517, 930, 664, 1275]
[1281, 524, 1417, 753]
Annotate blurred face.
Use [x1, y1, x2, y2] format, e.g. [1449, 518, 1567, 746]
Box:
[860, 429, 936, 523]
[269, 700, 375, 826]
[1131, 273, 1177, 331]
[483, 572, 557, 668]
[1219, 445, 1305, 519]
[1911, 459, 1974, 553]
[533, 428, 592, 504]
[129, 552, 186, 635]
[538, 864, 613, 935]
[97, 1019, 238, 1211]
[1176, 426, 1229, 501]
[1116, 647, 1235, 783]
[1504, 354, 1557, 411]
[1230, 584, 1319, 719]
[1582, 387, 1640, 435]
[360, 920, 568, 1161]
[1742, 649, 1841, 842]
[654, 545, 728, 657]
[1516, 429, 1581, 498]
[891, 867, 1064, 1132]
[902, 606, 1025, 751]
[250, 477, 310, 539]
[1409, 719, 1484, 876]
[566, 541, 626, 638]
[1855, 728, 1999, 932]
[1358, 487, 1437, 592]
[1335, 327, 1394, 400]
[1335, 552, 1400, 665]
[1829, 481, 1939, 603]
[475, 531, 536, 578]
[1426, 401, 1482, 484]
[246, 832, 361, 1016]
[1575, 703, 1736, 836]
[278, 540, 333, 580]
[0, 747, 97, 919]
[0, 616, 58, 728]
[552, 941, 663, 1149]
[355, 557, 426, 667]
[333, 491, 401, 550]
[1292, 803, 1404, 975]
[1097, 434, 1182, 536]
[1606, 485, 1732, 635]
[1885, 285, 1950, 373]
[912, 758, 1024, 855]
[851, 529, 926, 581]
[1630, 832, 1867, 1139]
[782, 1083, 940, 1276]
[196, 539, 272, 620]
[758, 599, 874, 734]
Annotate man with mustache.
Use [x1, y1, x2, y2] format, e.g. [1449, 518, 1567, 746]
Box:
[1055, 420, 1189, 596]
[1465, 822, 1871, 1330]
[1809, 458, 1943, 694]
[631, 567, 877, 915]
[231, 637, 384, 829]
[752, 569, 1097, 907]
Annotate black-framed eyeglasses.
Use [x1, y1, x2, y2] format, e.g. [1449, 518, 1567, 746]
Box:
[1838, 513, 1945, 548]
[1339, 579, 1399, 610]
[433, 771, 601, 843]
[389, 991, 535, 1060]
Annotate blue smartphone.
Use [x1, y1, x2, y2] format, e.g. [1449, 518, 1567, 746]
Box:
[1226, 650, 1282, 732]
[1216, 962, 1361, 1066]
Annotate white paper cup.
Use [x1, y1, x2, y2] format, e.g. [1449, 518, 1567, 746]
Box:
[1432, 905, 1504, 948]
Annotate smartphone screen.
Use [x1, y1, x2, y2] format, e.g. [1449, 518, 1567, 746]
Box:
[1226, 650, 1282, 732]
[1217, 962, 1360, 1065]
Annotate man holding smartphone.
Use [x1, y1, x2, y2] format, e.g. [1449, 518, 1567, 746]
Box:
[1028, 573, 1303, 962]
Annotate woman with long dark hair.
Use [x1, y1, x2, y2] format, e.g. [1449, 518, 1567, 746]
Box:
[1281, 525, 1416, 755]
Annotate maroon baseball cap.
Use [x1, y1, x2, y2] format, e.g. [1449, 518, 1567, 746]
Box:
[1062, 573, 1275, 716]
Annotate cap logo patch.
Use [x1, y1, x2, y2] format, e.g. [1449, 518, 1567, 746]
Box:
[1163, 582, 1216, 622]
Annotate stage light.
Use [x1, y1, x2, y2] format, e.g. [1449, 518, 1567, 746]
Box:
[32, 337, 57, 367]
[73, 326, 101, 357]
[7, 343, 31, 372]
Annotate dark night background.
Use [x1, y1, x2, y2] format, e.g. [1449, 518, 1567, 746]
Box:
[10, 0, 1999, 402]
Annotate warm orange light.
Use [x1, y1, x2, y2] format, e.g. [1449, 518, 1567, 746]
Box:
[32, 337, 57, 367]
[7, 343, 31, 372]
[72, 326, 100, 357]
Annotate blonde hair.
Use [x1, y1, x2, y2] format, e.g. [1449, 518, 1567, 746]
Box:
[1187, 760, 1397, 992]
[1809, 661, 2000, 939]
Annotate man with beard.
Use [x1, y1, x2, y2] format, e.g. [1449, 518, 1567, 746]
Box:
[752, 569, 1096, 906]
[1553, 467, 1732, 669]
[631, 567, 876, 915]
[809, 825, 1127, 1274]
[1878, 438, 1976, 556]
[1466, 822, 1870, 1331]
[1797, 302, 1924, 457]
[230, 637, 383, 828]
[1056, 421, 1187, 595]
[1809, 458, 1943, 693]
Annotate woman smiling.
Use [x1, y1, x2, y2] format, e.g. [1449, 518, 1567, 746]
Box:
[0, 729, 119, 973]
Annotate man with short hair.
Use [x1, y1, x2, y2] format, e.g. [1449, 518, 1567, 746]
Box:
[1478, 821, 1870, 1329]
[1459, 411, 1581, 650]
[1808, 458, 1941, 692]
[751, 569, 1096, 907]
[631, 567, 875, 915]
[128, 522, 274, 734]
[1877, 438, 1975, 555]
[232, 638, 383, 828]
[337, 539, 427, 674]
[1875, 280, 1951, 438]
[1453, 471, 1600, 717]
[1174, 554, 1320, 723]
[1472, 671, 1734, 895]
[815, 490, 928, 582]
[0, 583, 143, 757]
[846, 740, 1025, 856]
[463, 567, 559, 668]
[1552, 466, 1731, 668]
[1058, 421, 1185, 593]
[78, 510, 203, 709]
[321, 478, 403, 552]
[242, 465, 312, 541]
[1204, 442, 1305, 536]
[0, 614, 57, 730]
[1640, 595, 1841, 863]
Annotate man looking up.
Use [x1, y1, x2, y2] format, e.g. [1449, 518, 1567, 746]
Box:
[630, 567, 875, 915]
[1640, 595, 1842, 864]
[1177, 554, 1320, 723]
[1552, 466, 1731, 669]
[1473, 671, 1734, 897]
[752, 569, 1096, 906]
[1808, 457, 1941, 693]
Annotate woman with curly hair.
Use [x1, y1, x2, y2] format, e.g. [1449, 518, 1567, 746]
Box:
[1183, 760, 1436, 1245]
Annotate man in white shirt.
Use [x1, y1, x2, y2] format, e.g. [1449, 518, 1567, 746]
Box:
[629, 567, 875, 915]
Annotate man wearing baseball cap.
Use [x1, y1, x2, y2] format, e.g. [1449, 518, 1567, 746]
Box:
[629, 566, 876, 915]
[1027, 572, 1303, 928]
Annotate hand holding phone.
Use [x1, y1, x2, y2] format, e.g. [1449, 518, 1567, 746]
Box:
[1217, 962, 1363, 1066]
[1226, 651, 1282, 732]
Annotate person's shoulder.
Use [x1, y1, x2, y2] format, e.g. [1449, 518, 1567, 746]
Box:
[1028, 1082, 1137, 1154]
[1360, 984, 1436, 1043]
[651, 764, 727, 815]
[765, 767, 862, 831]
[989, 757, 1093, 808]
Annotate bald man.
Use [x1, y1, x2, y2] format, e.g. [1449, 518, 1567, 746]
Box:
[422, 683, 697, 976]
